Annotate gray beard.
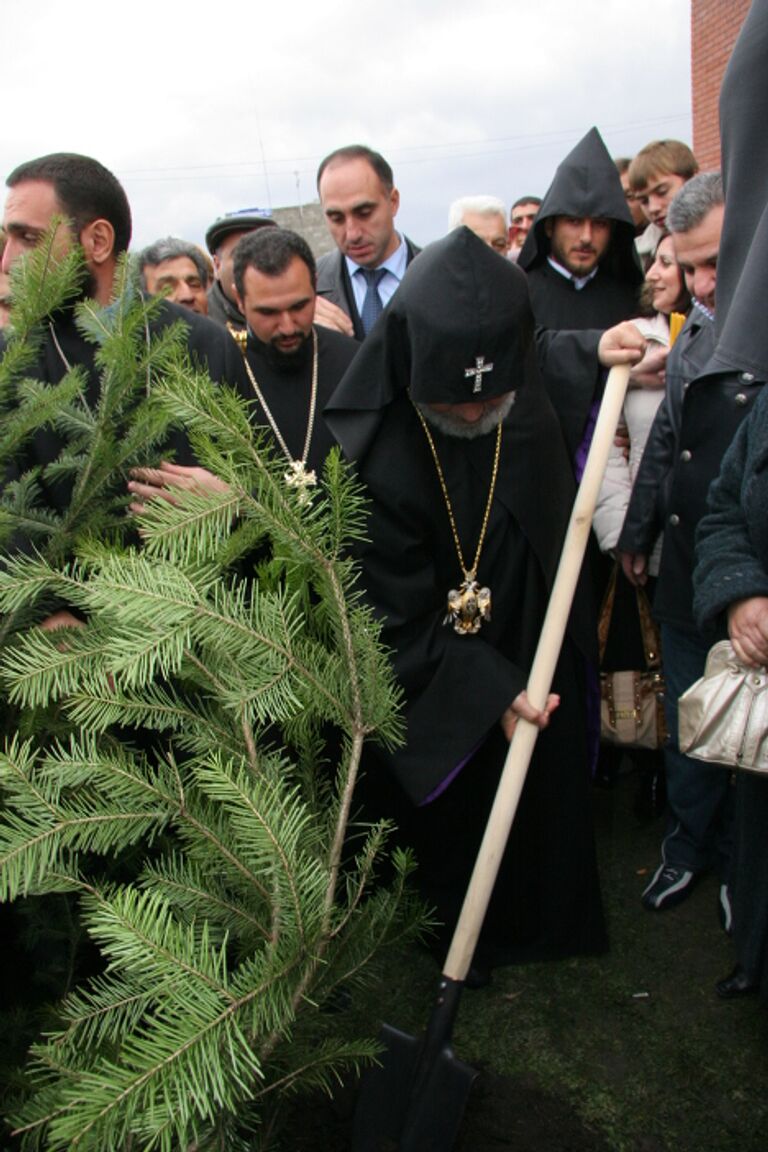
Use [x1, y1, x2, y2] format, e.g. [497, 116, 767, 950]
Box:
[416, 392, 516, 440]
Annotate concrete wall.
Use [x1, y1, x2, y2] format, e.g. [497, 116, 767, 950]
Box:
[270, 203, 335, 259]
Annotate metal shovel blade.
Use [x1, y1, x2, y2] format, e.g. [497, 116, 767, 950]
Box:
[352, 980, 477, 1151]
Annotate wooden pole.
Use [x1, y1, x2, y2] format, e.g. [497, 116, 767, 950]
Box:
[444, 364, 631, 981]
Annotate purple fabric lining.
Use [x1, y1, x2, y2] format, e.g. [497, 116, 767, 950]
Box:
[419, 736, 486, 806]
[574, 397, 600, 483]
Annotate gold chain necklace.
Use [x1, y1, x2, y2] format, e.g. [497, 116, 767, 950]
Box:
[49, 322, 73, 373]
[414, 403, 502, 635]
[229, 324, 319, 505]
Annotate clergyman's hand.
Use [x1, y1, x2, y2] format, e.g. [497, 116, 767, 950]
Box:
[128, 461, 230, 515]
[500, 691, 560, 740]
[39, 610, 85, 633]
[313, 295, 355, 338]
[598, 321, 646, 367]
[628, 342, 668, 390]
[614, 420, 630, 459]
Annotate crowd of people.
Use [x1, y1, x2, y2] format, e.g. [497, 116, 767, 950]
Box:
[0, 0, 766, 1004]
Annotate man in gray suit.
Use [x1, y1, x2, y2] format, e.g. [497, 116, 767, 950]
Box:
[314, 145, 419, 341]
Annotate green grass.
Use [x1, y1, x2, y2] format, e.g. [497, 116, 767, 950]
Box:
[343, 772, 768, 1152]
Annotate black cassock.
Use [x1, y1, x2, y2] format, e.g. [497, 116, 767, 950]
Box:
[233, 325, 358, 475]
[326, 228, 607, 966]
[2, 299, 246, 517]
[526, 261, 639, 334]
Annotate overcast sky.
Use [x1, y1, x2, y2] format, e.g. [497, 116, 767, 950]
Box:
[2, 0, 692, 252]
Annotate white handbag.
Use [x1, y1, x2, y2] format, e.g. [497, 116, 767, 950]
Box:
[678, 640, 768, 773]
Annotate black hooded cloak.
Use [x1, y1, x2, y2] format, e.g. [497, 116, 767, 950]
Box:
[326, 228, 606, 965]
[518, 127, 642, 332]
[711, 0, 768, 381]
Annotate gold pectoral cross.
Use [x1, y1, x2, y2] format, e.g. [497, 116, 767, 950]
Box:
[284, 460, 317, 505]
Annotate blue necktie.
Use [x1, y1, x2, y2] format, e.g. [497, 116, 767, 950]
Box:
[360, 268, 387, 335]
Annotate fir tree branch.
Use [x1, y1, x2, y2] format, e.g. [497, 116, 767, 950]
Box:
[240, 705, 260, 775]
[142, 862, 271, 944]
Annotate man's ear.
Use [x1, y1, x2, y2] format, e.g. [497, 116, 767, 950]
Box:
[79, 217, 116, 267]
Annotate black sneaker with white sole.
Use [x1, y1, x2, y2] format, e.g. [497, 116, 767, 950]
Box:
[642, 863, 696, 910]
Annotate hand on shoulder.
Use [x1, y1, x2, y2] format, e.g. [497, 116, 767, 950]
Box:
[313, 296, 355, 338]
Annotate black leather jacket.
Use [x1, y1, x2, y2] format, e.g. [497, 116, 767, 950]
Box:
[618, 303, 763, 631]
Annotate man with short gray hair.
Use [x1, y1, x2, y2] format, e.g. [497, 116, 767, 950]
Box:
[448, 196, 509, 256]
[618, 171, 757, 922]
[138, 237, 210, 315]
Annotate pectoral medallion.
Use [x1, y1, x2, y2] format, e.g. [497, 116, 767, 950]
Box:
[445, 577, 492, 634]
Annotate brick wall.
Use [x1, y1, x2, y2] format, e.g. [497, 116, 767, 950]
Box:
[691, 0, 751, 169]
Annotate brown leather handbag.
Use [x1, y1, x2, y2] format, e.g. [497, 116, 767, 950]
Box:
[599, 565, 667, 750]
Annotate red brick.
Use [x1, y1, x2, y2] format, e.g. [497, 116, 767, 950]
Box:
[691, 0, 751, 168]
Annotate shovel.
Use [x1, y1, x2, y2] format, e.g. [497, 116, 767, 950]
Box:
[352, 363, 631, 1152]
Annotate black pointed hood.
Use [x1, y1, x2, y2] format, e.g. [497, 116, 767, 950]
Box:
[710, 0, 768, 380]
[324, 227, 541, 459]
[518, 127, 642, 286]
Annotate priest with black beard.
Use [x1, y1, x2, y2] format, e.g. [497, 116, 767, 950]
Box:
[128, 228, 359, 509]
[325, 228, 645, 981]
[518, 127, 642, 333]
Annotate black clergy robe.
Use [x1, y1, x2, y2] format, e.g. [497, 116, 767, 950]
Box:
[526, 261, 639, 333]
[326, 226, 607, 966]
[517, 125, 642, 311]
[517, 128, 642, 461]
[233, 325, 359, 475]
[713, 0, 768, 382]
[328, 386, 606, 966]
[2, 299, 245, 524]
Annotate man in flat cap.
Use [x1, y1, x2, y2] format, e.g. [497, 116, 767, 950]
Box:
[205, 207, 277, 332]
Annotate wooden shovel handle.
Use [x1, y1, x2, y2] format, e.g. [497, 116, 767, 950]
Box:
[444, 364, 631, 981]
